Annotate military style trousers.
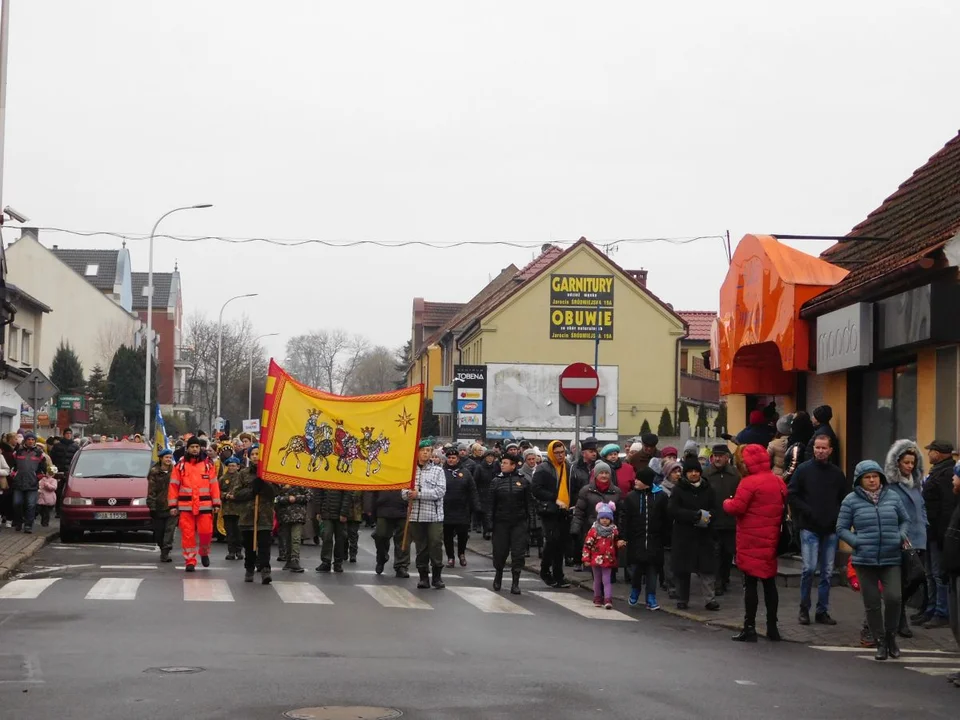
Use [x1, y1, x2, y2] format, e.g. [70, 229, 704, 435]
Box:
[279, 522, 303, 563]
[321, 519, 348, 565]
[492, 520, 527, 572]
[222, 514, 243, 556]
[153, 514, 176, 553]
[408, 521, 444, 570]
[375, 517, 410, 571]
[347, 521, 361, 561]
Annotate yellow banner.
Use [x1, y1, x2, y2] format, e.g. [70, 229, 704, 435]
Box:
[258, 359, 424, 490]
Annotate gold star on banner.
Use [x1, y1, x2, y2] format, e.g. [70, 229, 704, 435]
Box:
[395, 407, 414, 433]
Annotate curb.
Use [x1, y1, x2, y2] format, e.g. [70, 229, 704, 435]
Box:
[0, 531, 60, 581]
[465, 545, 799, 642]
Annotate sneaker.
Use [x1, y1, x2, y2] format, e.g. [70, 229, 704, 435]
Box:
[447, 558, 455, 568]
[860, 626, 876, 648]
[924, 616, 950, 630]
[375, 562, 385, 575]
[646, 594, 661, 611]
[628, 589, 641, 607]
[316, 563, 332, 573]
[799, 608, 811, 625]
[333, 564, 344, 573]
[554, 578, 572, 589]
[593, 596, 602, 607]
[604, 600, 613, 610]
[225, 553, 236, 561]
[459, 554, 467, 567]
[200, 555, 210, 568]
[815, 611, 837, 626]
[705, 600, 720, 611]
[184, 564, 196, 573]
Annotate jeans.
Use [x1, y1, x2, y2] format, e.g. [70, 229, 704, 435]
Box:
[924, 540, 950, 618]
[799, 530, 838, 613]
[855, 564, 902, 637]
[743, 573, 779, 627]
[12, 489, 38, 529]
[444, 523, 469, 559]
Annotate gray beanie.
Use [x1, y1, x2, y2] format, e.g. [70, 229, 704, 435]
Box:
[522, 448, 539, 460]
[776, 413, 794, 436]
[683, 440, 699, 456]
[592, 460, 612, 479]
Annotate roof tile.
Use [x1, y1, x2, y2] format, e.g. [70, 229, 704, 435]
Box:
[678, 311, 716, 341]
[131, 272, 173, 310]
[50, 248, 119, 291]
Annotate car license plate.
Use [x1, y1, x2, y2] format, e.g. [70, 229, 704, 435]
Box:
[94, 512, 128, 520]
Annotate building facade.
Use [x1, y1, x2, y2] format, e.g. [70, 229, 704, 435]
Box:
[0, 284, 51, 432]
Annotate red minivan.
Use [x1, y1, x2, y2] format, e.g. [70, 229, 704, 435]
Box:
[60, 441, 155, 542]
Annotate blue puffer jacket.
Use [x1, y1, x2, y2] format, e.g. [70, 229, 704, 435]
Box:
[836, 460, 909, 567]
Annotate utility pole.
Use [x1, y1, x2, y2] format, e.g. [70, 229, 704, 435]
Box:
[0, 1, 12, 368]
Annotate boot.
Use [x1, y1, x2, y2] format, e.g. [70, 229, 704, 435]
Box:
[886, 632, 901, 659]
[510, 570, 521, 595]
[432, 566, 445, 589]
[732, 624, 758, 642]
[200, 555, 210, 567]
[417, 569, 430, 589]
[874, 635, 888, 661]
[261, 568, 272, 585]
[244, 570, 255, 582]
[395, 568, 410, 579]
[160, 550, 172, 563]
[493, 568, 504, 591]
[897, 608, 913, 638]
[766, 621, 782, 642]
[288, 559, 304, 573]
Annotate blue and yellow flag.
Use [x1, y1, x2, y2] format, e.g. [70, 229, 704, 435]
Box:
[258, 359, 424, 490]
[152, 403, 170, 462]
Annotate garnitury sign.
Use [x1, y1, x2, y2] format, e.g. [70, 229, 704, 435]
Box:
[549, 274, 614, 340]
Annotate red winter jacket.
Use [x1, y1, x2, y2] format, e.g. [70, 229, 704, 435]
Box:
[722, 444, 786, 579]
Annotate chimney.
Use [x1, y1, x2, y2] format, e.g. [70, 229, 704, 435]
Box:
[53, 244, 58, 249]
[626, 269, 648, 287]
[412, 297, 425, 352]
[540, 243, 554, 254]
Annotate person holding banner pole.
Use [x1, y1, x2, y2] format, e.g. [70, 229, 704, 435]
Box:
[403, 439, 447, 589]
[230, 446, 275, 584]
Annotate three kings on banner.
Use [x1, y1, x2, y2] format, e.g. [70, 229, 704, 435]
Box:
[257, 359, 424, 491]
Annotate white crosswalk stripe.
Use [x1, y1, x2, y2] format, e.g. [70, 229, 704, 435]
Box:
[357, 584, 432, 609]
[528, 590, 636, 621]
[811, 644, 960, 676]
[85, 578, 142, 600]
[271, 582, 333, 604]
[448, 587, 532, 615]
[183, 578, 234, 602]
[0, 578, 60, 599]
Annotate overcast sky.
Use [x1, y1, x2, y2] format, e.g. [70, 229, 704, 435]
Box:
[5, 0, 960, 363]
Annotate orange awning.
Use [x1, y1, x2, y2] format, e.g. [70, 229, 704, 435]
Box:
[718, 235, 848, 395]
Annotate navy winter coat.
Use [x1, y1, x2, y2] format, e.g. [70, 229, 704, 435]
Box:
[836, 460, 909, 567]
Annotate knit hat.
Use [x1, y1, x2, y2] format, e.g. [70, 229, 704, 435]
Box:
[23, 432, 36, 441]
[592, 460, 612, 479]
[596, 501, 616, 521]
[444, 445, 459, 457]
[682, 440, 699, 457]
[522, 448, 539, 461]
[661, 446, 678, 458]
[661, 459, 681, 479]
[186, 436, 202, 449]
[682, 456, 702, 475]
[640, 432, 659, 447]
[226, 455, 242, 465]
[600, 443, 621, 458]
[749, 409, 765, 425]
[776, 413, 794, 436]
[813, 405, 833, 424]
[635, 466, 656, 487]
[629, 442, 643, 453]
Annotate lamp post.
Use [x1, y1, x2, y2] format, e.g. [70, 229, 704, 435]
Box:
[216, 293, 258, 429]
[143, 204, 212, 435]
[249, 332, 278, 420]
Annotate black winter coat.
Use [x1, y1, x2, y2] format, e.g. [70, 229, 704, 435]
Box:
[312, 488, 352, 521]
[571, 482, 620, 536]
[923, 457, 959, 544]
[669, 479, 717, 575]
[703, 464, 741, 531]
[787, 459, 847, 536]
[621, 487, 663, 565]
[371, 490, 408, 520]
[570, 459, 593, 500]
[443, 462, 480, 525]
[531, 460, 572, 517]
[805, 424, 841, 468]
[474, 460, 500, 492]
[488, 469, 536, 527]
[50, 438, 79, 473]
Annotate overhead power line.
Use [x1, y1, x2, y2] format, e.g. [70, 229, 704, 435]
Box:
[28, 227, 727, 250]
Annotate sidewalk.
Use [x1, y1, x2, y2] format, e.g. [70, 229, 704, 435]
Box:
[0, 519, 60, 581]
[465, 534, 957, 652]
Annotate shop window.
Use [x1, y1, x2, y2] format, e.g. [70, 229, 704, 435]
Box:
[860, 362, 917, 465]
[935, 346, 959, 444]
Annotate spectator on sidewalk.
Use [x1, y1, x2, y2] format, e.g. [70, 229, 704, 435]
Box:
[782, 411, 814, 483]
[658, 460, 681, 598]
[50, 428, 78, 517]
[622, 466, 663, 610]
[920, 440, 959, 630]
[571, 460, 621, 578]
[724, 443, 787, 642]
[704, 443, 740, 596]
[837, 460, 910, 661]
[569, 437, 599, 569]
[768, 413, 794, 477]
[806, 405, 841, 468]
[532, 440, 573, 589]
[788, 434, 847, 626]
[10, 432, 49, 533]
[939, 468, 960, 686]
[736, 409, 776, 447]
[669, 456, 719, 611]
[520, 448, 543, 558]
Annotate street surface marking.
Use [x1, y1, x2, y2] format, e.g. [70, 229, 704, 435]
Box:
[100, 564, 158, 570]
[57, 543, 158, 553]
[855, 655, 960, 664]
[183, 578, 234, 602]
[16, 564, 96, 577]
[811, 645, 957, 654]
[735, 680, 757, 686]
[357, 584, 432, 609]
[339, 569, 461, 578]
[904, 666, 960, 676]
[0, 578, 60, 599]
[448, 587, 533, 614]
[85, 578, 143, 600]
[175, 566, 225, 571]
[272, 582, 333, 604]
[528, 591, 636, 621]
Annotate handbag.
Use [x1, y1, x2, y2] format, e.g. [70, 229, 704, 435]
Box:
[901, 547, 925, 586]
[777, 504, 798, 556]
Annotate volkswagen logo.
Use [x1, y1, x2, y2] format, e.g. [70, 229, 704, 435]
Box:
[107, 498, 117, 506]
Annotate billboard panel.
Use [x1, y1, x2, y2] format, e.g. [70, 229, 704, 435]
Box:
[452, 364, 486, 440]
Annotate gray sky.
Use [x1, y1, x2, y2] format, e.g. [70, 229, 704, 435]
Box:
[6, 0, 960, 363]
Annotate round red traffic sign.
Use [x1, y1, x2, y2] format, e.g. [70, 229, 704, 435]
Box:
[559, 362, 599, 405]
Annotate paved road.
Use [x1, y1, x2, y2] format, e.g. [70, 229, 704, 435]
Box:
[0, 530, 957, 719]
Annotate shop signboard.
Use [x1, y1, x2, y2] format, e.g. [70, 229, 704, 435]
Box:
[452, 365, 486, 440]
[549, 274, 615, 340]
[58, 395, 84, 410]
[816, 302, 873, 374]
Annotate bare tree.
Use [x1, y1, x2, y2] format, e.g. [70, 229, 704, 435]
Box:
[344, 345, 404, 395]
[96, 320, 135, 367]
[284, 329, 369, 394]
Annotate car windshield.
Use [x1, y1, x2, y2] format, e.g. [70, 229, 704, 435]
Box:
[72, 450, 153, 479]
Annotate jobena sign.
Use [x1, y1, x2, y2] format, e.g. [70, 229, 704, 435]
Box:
[452, 364, 486, 440]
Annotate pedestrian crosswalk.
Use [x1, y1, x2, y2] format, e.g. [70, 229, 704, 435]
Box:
[0, 575, 641, 621]
[810, 645, 960, 677]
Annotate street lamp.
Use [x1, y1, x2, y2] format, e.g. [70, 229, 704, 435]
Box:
[216, 293, 258, 430]
[143, 204, 212, 435]
[249, 333, 279, 420]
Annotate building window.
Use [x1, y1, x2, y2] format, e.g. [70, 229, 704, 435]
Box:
[935, 346, 958, 445]
[860, 362, 917, 467]
[85, 264, 98, 276]
[20, 331, 31, 366]
[680, 349, 689, 373]
[7, 326, 18, 361]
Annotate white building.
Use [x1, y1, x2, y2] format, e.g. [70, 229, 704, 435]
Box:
[0, 283, 51, 433]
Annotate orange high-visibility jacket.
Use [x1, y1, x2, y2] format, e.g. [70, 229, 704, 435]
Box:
[169, 457, 221, 515]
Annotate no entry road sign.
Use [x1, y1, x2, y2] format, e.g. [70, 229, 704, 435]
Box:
[559, 363, 599, 405]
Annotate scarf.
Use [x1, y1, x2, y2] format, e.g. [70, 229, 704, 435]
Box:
[548, 440, 570, 506]
[689, 480, 702, 488]
[863, 488, 881, 505]
[899, 474, 915, 490]
[592, 520, 616, 538]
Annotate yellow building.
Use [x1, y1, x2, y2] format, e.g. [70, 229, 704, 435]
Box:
[409, 239, 691, 442]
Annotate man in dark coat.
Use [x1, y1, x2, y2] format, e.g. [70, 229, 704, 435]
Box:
[736, 410, 776, 447]
[668, 457, 719, 611]
[473, 449, 500, 540]
[703, 443, 741, 595]
[806, 405, 841, 468]
[920, 440, 958, 628]
[50, 428, 79, 517]
[442, 445, 480, 567]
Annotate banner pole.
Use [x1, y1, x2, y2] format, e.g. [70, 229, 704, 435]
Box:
[253, 495, 260, 552]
